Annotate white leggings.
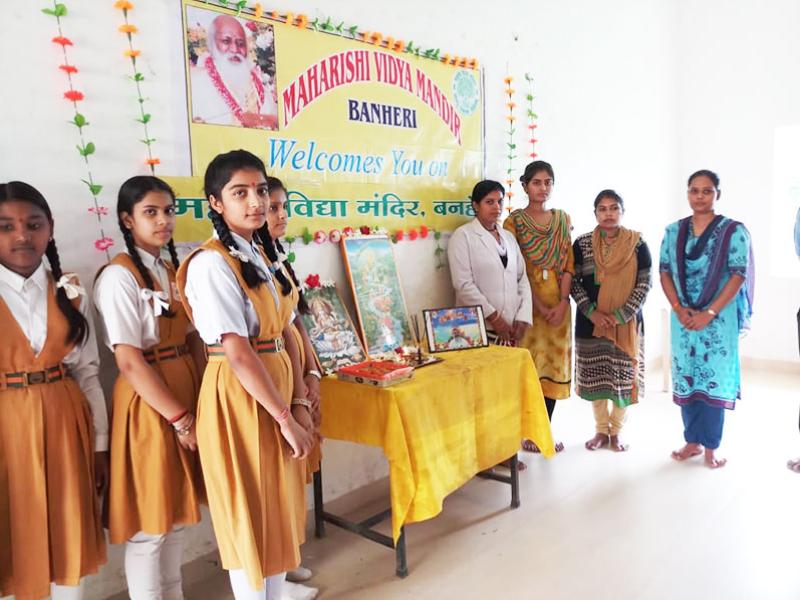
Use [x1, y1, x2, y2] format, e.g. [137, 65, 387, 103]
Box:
[49, 583, 83, 600]
[125, 527, 186, 600]
[228, 570, 286, 600]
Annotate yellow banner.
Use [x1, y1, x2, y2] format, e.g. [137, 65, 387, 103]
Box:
[179, 1, 483, 240]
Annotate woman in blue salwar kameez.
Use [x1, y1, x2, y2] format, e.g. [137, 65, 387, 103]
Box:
[659, 169, 754, 469]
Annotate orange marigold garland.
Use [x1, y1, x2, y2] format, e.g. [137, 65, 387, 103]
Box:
[43, 1, 114, 257]
[115, 1, 159, 173]
[192, 2, 474, 67]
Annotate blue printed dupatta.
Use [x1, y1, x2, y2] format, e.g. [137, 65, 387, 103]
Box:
[659, 216, 755, 409]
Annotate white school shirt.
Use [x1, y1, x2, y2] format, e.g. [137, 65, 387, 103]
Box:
[93, 247, 191, 351]
[0, 262, 109, 451]
[185, 231, 282, 345]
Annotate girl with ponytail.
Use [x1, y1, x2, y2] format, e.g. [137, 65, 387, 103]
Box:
[0, 181, 107, 600]
[93, 176, 206, 599]
[175, 150, 314, 600]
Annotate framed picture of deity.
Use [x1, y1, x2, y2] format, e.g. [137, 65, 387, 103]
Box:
[422, 306, 488, 353]
[298, 283, 367, 374]
[341, 235, 416, 355]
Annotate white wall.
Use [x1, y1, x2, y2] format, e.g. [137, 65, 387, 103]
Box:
[675, 0, 800, 361]
[4, 0, 793, 598]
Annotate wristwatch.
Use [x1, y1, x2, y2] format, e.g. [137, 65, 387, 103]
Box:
[307, 369, 322, 381]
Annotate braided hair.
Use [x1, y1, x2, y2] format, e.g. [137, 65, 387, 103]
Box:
[265, 176, 309, 314]
[117, 176, 179, 317]
[204, 150, 275, 289]
[0, 181, 89, 346]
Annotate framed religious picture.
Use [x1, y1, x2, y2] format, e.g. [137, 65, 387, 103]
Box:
[341, 235, 416, 355]
[184, 3, 279, 130]
[422, 306, 488, 353]
[298, 283, 367, 374]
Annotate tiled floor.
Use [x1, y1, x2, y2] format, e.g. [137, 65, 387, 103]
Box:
[181, 367, 800, 599]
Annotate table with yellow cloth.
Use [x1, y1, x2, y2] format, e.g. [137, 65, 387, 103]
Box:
[316, 345, 554, 572]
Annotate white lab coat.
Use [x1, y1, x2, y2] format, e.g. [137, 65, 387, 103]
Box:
[447, 218, 533, 326]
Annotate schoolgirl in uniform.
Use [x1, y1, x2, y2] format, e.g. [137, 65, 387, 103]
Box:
[0, 181, 107, 600]
[264, 176, 322, 600]
[93, 176, 206, 599]
[176, 150, 315, 600]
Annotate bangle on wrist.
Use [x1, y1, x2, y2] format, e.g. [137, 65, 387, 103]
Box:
[168, 409, 188, 424]
[291, 397, 313, 409]
[307, 369, 322, 381]
[707, 308, 717, 317]
[173, 413, 194, 436]
[274, 406, 290, 423]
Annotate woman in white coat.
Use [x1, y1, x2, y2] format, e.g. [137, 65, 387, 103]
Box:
[448, 180, 533, 346]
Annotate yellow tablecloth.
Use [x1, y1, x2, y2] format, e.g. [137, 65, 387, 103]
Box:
[320, 345, 553, 542]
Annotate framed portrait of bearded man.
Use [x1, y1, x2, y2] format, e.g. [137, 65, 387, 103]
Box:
[184, 4, 279, 130]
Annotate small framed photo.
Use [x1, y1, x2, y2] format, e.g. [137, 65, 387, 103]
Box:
[422, 306, 488, 353]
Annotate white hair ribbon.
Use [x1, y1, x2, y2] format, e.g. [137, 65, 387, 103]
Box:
[140, 289, 170, 317]
[55, 274, 85, 300]
[228, 246, 251, 263]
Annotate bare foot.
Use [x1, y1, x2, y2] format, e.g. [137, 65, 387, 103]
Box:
[524, 439, 564, 453]
[704, 448, 727, 469]
[671, 443, 703, 461]
[585, 433, 609, 451]
[609, 434, 629, 452]
[521, 439, 540, 453]
[787, 458, 800, 473]
[499, 458, 527, 471]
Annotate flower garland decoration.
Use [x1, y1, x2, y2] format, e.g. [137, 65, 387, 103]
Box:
[503, 74, 517, 212]
[524, 72, 538, 161]
[197, 1, 476, 68]
[43, 1, 114, 257]
[115, 1, 160, 172]
[301, 273, 334, 291]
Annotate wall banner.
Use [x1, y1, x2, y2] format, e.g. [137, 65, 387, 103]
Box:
[178, 1, 484, 240]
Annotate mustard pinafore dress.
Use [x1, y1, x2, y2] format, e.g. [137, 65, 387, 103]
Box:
[0, 276, 106, 600]
[177, 239, 306, 588]
[103, 253, 204, 544]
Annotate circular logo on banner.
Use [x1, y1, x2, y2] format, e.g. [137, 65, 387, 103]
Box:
[453, 69, 479, 117]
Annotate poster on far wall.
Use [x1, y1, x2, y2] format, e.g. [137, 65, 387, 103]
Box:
[180, 0, 484, 240]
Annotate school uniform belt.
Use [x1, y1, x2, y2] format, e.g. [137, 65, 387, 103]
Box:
[143, 344, 190, 364]
[207, 336, 285, 358]
[1, 364, 68, 390]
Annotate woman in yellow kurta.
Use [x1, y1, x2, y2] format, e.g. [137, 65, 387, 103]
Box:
[94, 176, 206, 599]
[177, 150, 315, 600]
[0, 181, 107, 600]
[504, 161, 574, 453]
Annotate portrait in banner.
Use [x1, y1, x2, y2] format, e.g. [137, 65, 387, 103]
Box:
[184, 5, 278, 130]
[342, 236, 415, 355]
[423, 306, 488, 353]
[299, 284, 366, 374]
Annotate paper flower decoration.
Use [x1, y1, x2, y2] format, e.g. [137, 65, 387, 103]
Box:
[342, 226, 355, 238]
[395, 229, 405, 241]
[313, 230, 327, 244]
[419, 225, 429, 239]
[408, 228, 419, 241]
[328, 229, 342, 243]
[64, 90, 84, 102]
[59, 64, 78, 74]
[52, 36, 73, 46]
[359, 225, 371, 235]
[304, 274, 321, 288]
[94, 237, 115, 251]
